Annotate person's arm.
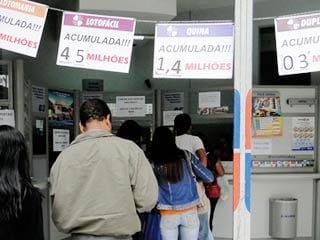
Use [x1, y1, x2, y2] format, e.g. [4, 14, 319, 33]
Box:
[215, 159, 225, 177]
[131, 150, 158, 213]
[190, 154, 214, 183]
[195, 148, 208, 167]
[194, 135, 208, 167]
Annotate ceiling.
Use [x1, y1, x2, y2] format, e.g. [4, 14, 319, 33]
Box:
[40, 0, 236, 13]
[35, 0, 317, 39]
[177, 0, 234, 13]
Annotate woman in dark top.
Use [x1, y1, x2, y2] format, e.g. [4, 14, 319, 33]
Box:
[0, 125, 44, 240]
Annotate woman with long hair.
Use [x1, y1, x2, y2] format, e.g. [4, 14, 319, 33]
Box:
[0, 125, 44, 240]
[150, 126, 213, 240]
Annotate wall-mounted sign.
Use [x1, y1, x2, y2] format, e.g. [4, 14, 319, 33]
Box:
[163, 92, 184, 111]
[53, 129, 70, 152]
[198, 91, 221, 108]
[291, 117, 314, 151]
[82, 79, 104, 91]
[163, 110, 183, 126]
[0, 109, 15, 126]
[32, 85, 46, 113]
[115, 96, 145, 117]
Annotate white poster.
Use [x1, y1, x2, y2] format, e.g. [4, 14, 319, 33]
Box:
[53, 129, 70, 152]
[32, 85, 46, 113]
[0, 0, 48, 57]
[252, 138, 272, 155]
[0, 109, 15, 126]
[198, 91, 221, 108]
[153, 22, 234, 79]
[275, 13, 320, 75]
[57, 11, 136, 73]
[115, 96, 145, 117]
[163, 110, 183, 126]
[291, 117, 314, 151]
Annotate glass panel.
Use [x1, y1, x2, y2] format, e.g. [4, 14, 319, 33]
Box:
[0, 64, 9, 100]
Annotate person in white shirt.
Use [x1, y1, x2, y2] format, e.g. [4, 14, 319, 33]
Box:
[174, 113, 214, 240]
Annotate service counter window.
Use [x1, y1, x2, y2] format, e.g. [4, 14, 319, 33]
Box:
[159, 88, 235, 173]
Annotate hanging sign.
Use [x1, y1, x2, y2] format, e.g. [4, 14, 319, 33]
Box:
[0, 0, 48, 57]
[153, 22, 234, 79]
[275, 13, 320, 75]
[56, 11, 136, 73]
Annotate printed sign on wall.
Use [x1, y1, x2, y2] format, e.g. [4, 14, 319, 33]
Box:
[115, 96, 145, 117]
[32, 85, 46, 113]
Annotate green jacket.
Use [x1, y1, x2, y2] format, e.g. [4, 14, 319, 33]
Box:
[50, 130, 158, 237]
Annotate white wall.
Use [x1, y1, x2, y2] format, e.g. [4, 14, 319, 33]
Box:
[213, 174, 317, 239]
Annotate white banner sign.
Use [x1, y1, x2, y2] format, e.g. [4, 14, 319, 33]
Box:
[275, 13, 320, 75]
[153, 22, 234, 79]
[0, 0, 48, 57]
[115, 96, 145, 117]
[57, 11, 136, 73]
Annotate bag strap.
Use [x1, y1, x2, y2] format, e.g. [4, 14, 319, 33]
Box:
[183, 150, 195, 178]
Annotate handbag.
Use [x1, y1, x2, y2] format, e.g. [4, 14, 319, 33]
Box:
[143, 209, 162, 240]
[206, 181, 221, 198]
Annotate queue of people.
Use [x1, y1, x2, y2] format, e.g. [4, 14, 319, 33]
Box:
[0, 99, 230, 240]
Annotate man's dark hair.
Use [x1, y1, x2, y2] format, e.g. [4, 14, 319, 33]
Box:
[174, 113, 192, 136]
[80, 99, 111, 127]
[117, 120, 142, 147]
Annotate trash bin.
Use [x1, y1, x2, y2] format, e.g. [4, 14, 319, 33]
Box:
[269, 198, 297, 239]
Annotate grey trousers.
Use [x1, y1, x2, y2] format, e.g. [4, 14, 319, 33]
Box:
[62, 234, 132, 240]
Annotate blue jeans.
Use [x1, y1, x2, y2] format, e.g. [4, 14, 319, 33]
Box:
[198, 212, 214, 240]
[160, 209, 199, 240]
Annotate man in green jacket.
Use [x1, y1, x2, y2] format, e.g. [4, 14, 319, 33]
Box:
[50, 99, 158, 240]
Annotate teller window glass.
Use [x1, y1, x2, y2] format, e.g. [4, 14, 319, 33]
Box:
[0, 64, 9, 101]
